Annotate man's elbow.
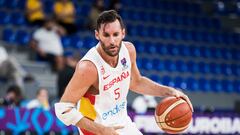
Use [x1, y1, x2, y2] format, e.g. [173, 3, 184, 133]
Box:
[130, 77, 142, 90]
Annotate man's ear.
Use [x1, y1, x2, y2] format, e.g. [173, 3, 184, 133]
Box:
[95, 30, 99, 40]
[122, 28, 126, 39]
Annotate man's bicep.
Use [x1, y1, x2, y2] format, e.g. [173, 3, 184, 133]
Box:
[60, 61, 97, 103]
[130, 59, 142, 90]
[125, 42, 142, 90]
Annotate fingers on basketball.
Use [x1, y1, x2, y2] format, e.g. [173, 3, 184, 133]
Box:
[180, 94, 194, 112]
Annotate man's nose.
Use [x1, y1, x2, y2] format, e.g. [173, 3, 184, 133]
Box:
[110, 36, 115, 44]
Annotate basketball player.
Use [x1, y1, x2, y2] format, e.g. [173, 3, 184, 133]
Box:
[55, 10, 193, 135]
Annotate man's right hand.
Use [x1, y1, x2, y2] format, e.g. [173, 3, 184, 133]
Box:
[97, 126, 124, 135]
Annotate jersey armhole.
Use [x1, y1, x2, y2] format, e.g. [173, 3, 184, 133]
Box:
[81, 59, 102, 96]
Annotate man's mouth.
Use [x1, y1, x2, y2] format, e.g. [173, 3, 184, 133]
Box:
[109, 46, 117, 51]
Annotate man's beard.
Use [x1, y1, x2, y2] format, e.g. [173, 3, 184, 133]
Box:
[99, 40, 122, 57]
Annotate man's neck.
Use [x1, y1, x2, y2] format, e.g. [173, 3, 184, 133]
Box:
[97, 46, 119, 68]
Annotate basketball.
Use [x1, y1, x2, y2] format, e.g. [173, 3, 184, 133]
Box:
[155, 97, 192, 134]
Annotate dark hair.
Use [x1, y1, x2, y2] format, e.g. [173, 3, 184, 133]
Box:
[7, 85, 22, 96]
[6, 85, 23, 106]
[44, 16, 55, 24]
[96, 10, 125, 31]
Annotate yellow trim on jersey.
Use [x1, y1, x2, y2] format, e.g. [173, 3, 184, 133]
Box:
[79, 97, 97, 120]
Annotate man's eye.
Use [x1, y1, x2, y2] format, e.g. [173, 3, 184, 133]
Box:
[113, 33, 119, 36]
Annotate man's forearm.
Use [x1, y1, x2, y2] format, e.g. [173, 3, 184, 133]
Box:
[131, 76, 177, 97]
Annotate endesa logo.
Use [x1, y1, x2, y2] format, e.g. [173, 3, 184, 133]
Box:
[102, 101, 126, 120]
[103, 71, 129, 91]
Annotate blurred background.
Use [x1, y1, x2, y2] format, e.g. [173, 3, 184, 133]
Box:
[0, 0, 240, 134]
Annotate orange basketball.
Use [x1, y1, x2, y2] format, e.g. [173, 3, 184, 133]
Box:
[155, 97, 192, 134]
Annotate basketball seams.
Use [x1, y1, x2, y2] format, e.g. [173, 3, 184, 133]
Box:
[155, 99, 191, 132]
[158, 99, 185, 123]
[156, 97, 179, 115]
[157, 120, 189, 131]
[155, 99, 185, 123]
[165, 103, 192, 124]
[156, 110, 192, 123]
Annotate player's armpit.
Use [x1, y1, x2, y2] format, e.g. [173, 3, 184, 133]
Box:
[60, 60, 98, 104]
